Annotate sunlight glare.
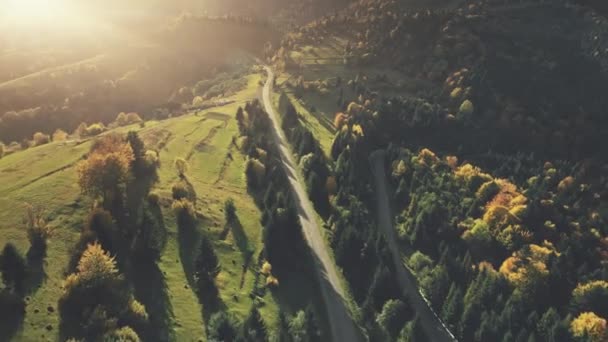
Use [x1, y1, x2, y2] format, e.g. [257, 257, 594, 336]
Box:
[1, 0, 75, 26]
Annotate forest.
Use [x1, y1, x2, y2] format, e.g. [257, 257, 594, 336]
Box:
[1, 0, 607, 341]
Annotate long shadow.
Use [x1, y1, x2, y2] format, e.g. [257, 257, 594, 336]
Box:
[177, 218, 201, 286]
[25, 252, 47, 295]
[0, 291, 25, 342]
[129, 261, 175, 342]
[271, 244, 333, 342]
[200, 287, 227, 328]
[230, 216, 254, 264]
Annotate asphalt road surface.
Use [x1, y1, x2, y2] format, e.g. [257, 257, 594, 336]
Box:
[370, 150, 457, 342]
[262, 66, 363, 342]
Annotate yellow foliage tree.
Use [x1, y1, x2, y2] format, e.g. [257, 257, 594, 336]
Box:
[77, 137, 134, 203]
[570, 312, 607, 342]
[52, 129, 69, 142]
[33, 132, 50, 146]
[352, 124, 364, 137]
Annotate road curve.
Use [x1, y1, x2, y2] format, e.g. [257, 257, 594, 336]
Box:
[262, 66, 363, 342]
[370, 150, 457, 342]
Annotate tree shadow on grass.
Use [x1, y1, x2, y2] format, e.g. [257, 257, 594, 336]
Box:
[129, 260, 175, 342]
[229, 216, 254, 266]
[0, 291, 25, 342]
[200, 286, 227, 328]
[177, 217, 201, 286]
[25, 250, 47, 295]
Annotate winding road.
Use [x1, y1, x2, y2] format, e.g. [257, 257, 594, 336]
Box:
[370, 150, 457, 342]
[262, 67, 363, 342]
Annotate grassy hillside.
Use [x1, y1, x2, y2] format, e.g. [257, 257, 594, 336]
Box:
[0, 73, 325, 341]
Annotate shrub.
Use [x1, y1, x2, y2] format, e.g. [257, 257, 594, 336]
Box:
[458, 99, 474, 118]
[147, 192, 160, 205]
[261, 261, 272, 275]
[115, 112, 128, 126]
[174, 157, 189, 177]
[172, 199, 196, 223]
[192, 96, 205, 107]
[102, 326, 141, 342]
[207, 311, 239, 342]
[75, 123, 88, 137]
[24, 204, 54, 258]
[143, 150, 160, 170]
[171, 181, 193, 202]
[53, 129, 69, 142]
[126, 113, 143, 125]
[85, 123, 107, 137]
[33, 132, 50, 146]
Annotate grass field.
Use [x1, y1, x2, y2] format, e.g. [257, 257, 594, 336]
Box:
[0, 73, 325, 341]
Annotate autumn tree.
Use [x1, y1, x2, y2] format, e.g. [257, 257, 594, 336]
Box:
[59, 243, 147, 340]
[77, 135, 134, 207]
[24, 203, 53, 258]
[52, 129, 69, 142]
[570, 312, 607, 342]
[174, 157, 189, 178]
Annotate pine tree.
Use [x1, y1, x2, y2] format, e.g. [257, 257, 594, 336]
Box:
[441, 283, 463, 327]
[304, 306, 322, 342]
[276, 310, 293, 342]
[242, 306, 268, 341]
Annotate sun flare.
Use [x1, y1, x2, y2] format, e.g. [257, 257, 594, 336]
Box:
[1, 0, 75, 25]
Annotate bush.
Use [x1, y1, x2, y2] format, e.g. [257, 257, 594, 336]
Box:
[53, 129, 69, 142]
[85, 123, 107, 137]
[102, 326, 141, 342]
[24, 204, 54, 258]
[33, 132, 50, 146]
[207, 311, 239, 342]
[172, 182, 190, 201]
[174, 158, 189, 177]
[147, 192, 160, 205]
[126, 113, 143, 125]
[172, 199, 196, 225]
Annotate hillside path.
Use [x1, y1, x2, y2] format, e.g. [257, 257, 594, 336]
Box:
[370, 150, 457, 342]
[262, 66, 363, 342]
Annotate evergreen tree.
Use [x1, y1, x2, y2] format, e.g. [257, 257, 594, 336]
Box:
[241, 306, 268, 341]
[397, 316, 426, 342]
[441, 283, 463, 327]
[376, 299, 410, 338]
[304, 306, 322, 342]
[276, 310, 293, 342]
[208, 311, 239, 342]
